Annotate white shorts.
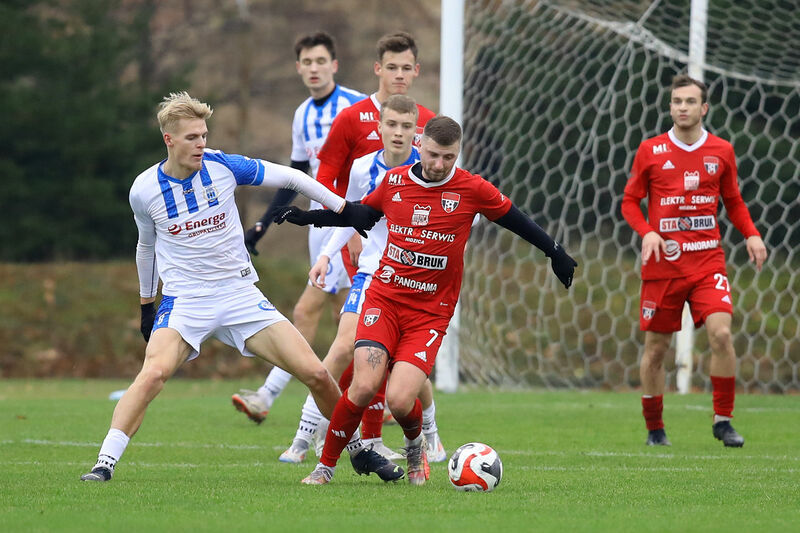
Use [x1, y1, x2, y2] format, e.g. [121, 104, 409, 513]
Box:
[308, 226, 351, 294]
[153, 285, 287, 361]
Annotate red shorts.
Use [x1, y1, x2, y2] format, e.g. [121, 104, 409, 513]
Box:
[355, 288, 450, 376]
[640, 269, 733, 333]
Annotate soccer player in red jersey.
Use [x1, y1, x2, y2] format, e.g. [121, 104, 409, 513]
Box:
[621, 74, 767, 448]
[275, 116, 577, 485]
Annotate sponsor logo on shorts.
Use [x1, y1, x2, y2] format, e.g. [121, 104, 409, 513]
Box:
[664, 239, 681, 262]
[441, 192, 460, 213]
[386, 244, 447, 270]
[240, 267, 252, 277]
[257, 299, 275, 311]
[363, 308, 381, 326]
[659, 215, 716, 233]
[642, 300, 656, 321]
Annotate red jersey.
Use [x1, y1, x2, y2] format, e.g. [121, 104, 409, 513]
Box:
[622, 128, 759, 280]
[316, 94, 436, 197]
[361, 163, 512, 318]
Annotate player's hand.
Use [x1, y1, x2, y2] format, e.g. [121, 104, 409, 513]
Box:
[641, 231, 666, 265]
[273, 205, 310, 226]
[347, 232, 363, 266]
[309, 255, 331, 289]
[746, 235, 767, 272]
[549, 243, 578, 289]
[140, 302, 156, 342]
[243, 222, 264, 256]
[340, 201, 381, 238]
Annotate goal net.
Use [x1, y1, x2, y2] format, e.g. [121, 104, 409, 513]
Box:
[456, 0, 800, 392]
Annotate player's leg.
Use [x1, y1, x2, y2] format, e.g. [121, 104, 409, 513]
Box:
[419, 378, 446, 462]
[81, 328, 192, 481]
[705, 312, 744, 446]
[386, 361, 431, 485]
[640, 331, 672, 446]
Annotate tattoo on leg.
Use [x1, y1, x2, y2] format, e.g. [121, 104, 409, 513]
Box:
[365, 347, 385, 371]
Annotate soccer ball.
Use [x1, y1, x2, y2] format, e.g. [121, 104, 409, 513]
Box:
[448, 442, 503, 492]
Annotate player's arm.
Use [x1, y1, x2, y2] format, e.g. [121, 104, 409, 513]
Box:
[491, 204, 578, 289]
[621, 145, 664, 264]
[130, 195, 158, 342]
[719, 147, 767, 270]
[315, 111, 354, 192]
[243, 160, 310, 255]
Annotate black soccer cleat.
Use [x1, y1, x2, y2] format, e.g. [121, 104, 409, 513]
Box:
[80, 466, 112, 482]
[350, 445, 404, 482]
[646, 428, 672, 446]
[713, 420, 744, 447]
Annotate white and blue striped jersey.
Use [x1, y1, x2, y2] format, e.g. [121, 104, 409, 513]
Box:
[321, 147, 420, 276]
[291, 84, 365, 208]
[130, 149, 345, 299]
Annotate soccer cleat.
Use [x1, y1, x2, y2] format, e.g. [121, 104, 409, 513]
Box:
[404, 438, 430, 486]
[363, 438, 405, 461]
[350, 445, 405, 482]
[279, 439, 310, 463]
[80, 466, 112, 482]
[713, 420, 744, 447]
[231, 389, 269, 424]
[425, 431, 447, 463]
[646, 428, 672, 446]
[301, 464, 333, 485]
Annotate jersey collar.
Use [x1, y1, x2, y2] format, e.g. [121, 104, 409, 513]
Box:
[668, 127, 708, 152]
[369, 93, 381, 111]
[158, 159, 199, 184]
[408, 161, 456, 187]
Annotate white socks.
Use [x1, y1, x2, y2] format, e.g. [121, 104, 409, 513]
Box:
[258, 367, 293, 407]
[293, 393, 326, 444]
[95, 428, 130, 471]
[422, 401, 438, 437]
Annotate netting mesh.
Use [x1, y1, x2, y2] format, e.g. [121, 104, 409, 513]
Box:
[457, 0, 800, 392]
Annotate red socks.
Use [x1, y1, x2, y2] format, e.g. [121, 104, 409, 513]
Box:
[641, 395, 664, 431]
[711, 375, 735, 419]
[320, 389, 365, 468]
[394, 398, 423, 441]
[360, 377, 387, 440]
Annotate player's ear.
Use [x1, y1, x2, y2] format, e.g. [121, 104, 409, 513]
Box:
[374, 61, 382, 76]
[331, 59, 339, 74]
[163, 133, 173, 147]
[701, 102, 709, 117]
[296, 61, 301, 75]
[413, 63, 420, 77]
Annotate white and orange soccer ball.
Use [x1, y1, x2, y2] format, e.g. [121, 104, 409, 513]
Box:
[447, 442, 503, 492]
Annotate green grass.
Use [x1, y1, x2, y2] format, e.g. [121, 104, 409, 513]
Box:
[1, 380, 798, 533]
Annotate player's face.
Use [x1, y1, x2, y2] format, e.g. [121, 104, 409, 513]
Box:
[375, 49, 419, 96]
[420, 136, 460, 182]
[670, 84, 708, 131]
[378, 109, 417, 159]
[164, 118, 207, 175]
[296, 45, 338, 95]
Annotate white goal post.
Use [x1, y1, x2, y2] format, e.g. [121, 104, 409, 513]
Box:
[438, 0, 800, 393]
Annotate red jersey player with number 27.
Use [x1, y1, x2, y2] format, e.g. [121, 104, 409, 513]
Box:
[622, 74, 767, 449]
[275, 116, 578, 486]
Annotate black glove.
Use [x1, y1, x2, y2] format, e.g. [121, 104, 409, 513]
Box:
[340, 201, 382, 237]
[243, 222, 265, 256]
[273, 205, 311, 227]
[140, 302, 156, 342]
[549, 243, 578, 289]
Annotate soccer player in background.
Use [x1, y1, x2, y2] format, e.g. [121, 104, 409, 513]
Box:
[232, 32, 366, 424]
[80, 92, 384, 482]
[621, 74, 767, 448]
[274, 116, 578, 485]
[278, 95, 444, 466]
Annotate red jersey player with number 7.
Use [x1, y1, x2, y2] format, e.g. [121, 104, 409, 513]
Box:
[275, 116, 577, 485]
[622, 74, 767, 448]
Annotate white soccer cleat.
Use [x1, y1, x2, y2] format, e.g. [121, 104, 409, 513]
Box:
[363, 438, 405, 461]
[404, 437, 430, 486]
[279, 439, 310, 463]
[425, 431, 447, 463]
[231, 389, 269, 424]
[301, 463, 333, 485]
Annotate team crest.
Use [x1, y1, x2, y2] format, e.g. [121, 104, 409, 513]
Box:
[441, 192, 460, 213]
[642, 300, 656, 321]
[412, 204, 431, 226]
[703, 156, 719, 175]
[363, 308, 381, 326]
[204, 185, 218, 202]
[683, 170, 700, 191]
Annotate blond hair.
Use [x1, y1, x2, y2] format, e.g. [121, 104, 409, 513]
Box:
[381, 94, 418, 120]
[157, 92, 213, 133]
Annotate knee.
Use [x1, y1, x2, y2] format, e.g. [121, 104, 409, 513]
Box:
[300, 365, 333, 392]
[387, 395, 415, 418]
[136, 365, 169, 393]
[709, 325, 732, 352]
[348, 379, 379, 407]
[643, 340, 670, 367]
[292, 299, 316, 324]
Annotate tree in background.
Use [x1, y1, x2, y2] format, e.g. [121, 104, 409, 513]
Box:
[0, 0, 189, 261]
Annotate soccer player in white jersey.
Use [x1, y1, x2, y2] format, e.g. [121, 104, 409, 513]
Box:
[79, 92, 395, 482]
[232, 32, 367, 424]
[276, 95, 446, 466]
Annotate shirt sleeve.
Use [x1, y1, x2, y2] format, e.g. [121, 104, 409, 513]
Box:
[320, 227, 357, 259]
[719, 144, 760, 238]
[475, 176, 512, 220]
[129, 190, 159, 299]
[360, 178, 387, 214]
[621, 144, 657, 237]
[202, 150, 264, 185]
[316, 111, 354, 192]
[258, 160, 345, 213]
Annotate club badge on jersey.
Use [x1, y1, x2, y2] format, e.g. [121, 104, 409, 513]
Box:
[441, 192, 460, 213]
[703, 156, 719, 175]
[412, 205, 431, 226]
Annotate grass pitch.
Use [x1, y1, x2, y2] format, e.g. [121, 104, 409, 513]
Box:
[1, 379, 798, 533]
